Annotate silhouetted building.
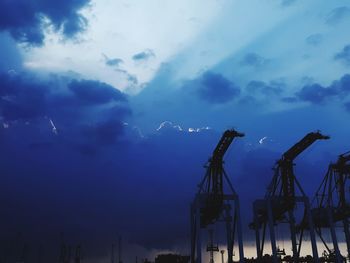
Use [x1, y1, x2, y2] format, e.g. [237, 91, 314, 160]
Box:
[155, 254, 190, 263]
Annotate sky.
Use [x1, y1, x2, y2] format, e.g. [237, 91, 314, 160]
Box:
[1, 0, 350, 262]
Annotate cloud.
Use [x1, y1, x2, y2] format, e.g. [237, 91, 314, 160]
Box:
[102, 53, 123, 67]
[0, 72, 49, 121]
[132, 49, 155, 62]
[334, 44, 350, 66]
[0, 0, 90, 45]
[293, 74, 350, 105]
[332, 73, 350, 93]
[68, 79, 127, 105]
[0, 33, 22, 71]
[305, 34, 323, 46]
[297, 83, 337, 104]
[195, 71, 240, 104]
[0, 71, 130, 151]
[246, 80, 284, 96]
[344, 102, 350, 112]
[81, 119, 125, 145]
[280, 0, 297, 7]
[281, 97, 298, 103]
[326, 6, 350, 25]
[240, 52, 268, 68]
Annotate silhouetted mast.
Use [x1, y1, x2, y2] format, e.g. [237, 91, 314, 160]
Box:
[111, 244, 115, 263]
[118, 236, 122, 263]
[206, 229, 219, 263]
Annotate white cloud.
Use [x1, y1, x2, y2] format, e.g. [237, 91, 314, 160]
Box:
[22, 0, 223, 91]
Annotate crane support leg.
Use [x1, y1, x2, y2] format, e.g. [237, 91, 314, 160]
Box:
[225, 206, 234, 263]
[288, 210, 299, 263]
[235, 197, 244, 263]
[288, 210, 299, 262]
[327, 208, 342, 263]
[196, 200, 202, 263]
[190, 203, 196, 263]
[267, 199, 278, 263]
[253, 208, 261, 260]
[305, 198, 319, 263]
[343, 218, 350, 260]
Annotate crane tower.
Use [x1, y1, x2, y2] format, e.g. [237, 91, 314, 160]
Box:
[250, 131, 330, 263]
[190, 129, 245, 263]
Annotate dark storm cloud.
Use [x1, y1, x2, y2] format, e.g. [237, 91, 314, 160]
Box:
[81, 120, 125, 145]
[0, 71, 130, 145]
[195, 71, 240, 104]
[297, 83, 337, 104]
[132, 49, 155, 62]
[68, 79, 127, 105]
[293, 74, 350, 105]
[240, 52, 268, 68]
[334, 44, 350, 66]
[326, 6, 350, 25]
[305, 34, 323, 46]
[246, 80, 284, 96]
[0, 72, 49, 121]
[0, 72, 129, 121]
[0, 0, 90, 45]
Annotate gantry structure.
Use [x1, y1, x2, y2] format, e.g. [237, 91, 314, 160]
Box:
[299, 151, 350, 262]
[250, 131, 330, 263]
[190, 129, 245, 263]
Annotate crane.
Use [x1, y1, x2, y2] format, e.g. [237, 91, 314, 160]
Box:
[298, 151, 350, 262]
[251, 131, 329, 263]
[190, 129, 245, 263]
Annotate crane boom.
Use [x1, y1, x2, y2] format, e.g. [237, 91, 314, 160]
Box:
[336, 151, 350, 167]
[277, 131, 329, 201]
[282, 131, 330, 161]
[211, 129, 244, 164]
[198, 129, 244, 227]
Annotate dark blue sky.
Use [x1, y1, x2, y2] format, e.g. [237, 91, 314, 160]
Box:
[0, 0, 350, 262]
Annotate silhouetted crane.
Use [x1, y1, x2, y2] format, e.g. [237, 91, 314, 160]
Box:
[251, 131, 330, 263]
[191, 129, 245, 263]
[298, 151, 350, 262]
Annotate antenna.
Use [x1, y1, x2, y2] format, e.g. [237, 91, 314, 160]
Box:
[206, 229, 219, 263]
[111, 244, 115, 263]
[118, 236, 122, 263]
